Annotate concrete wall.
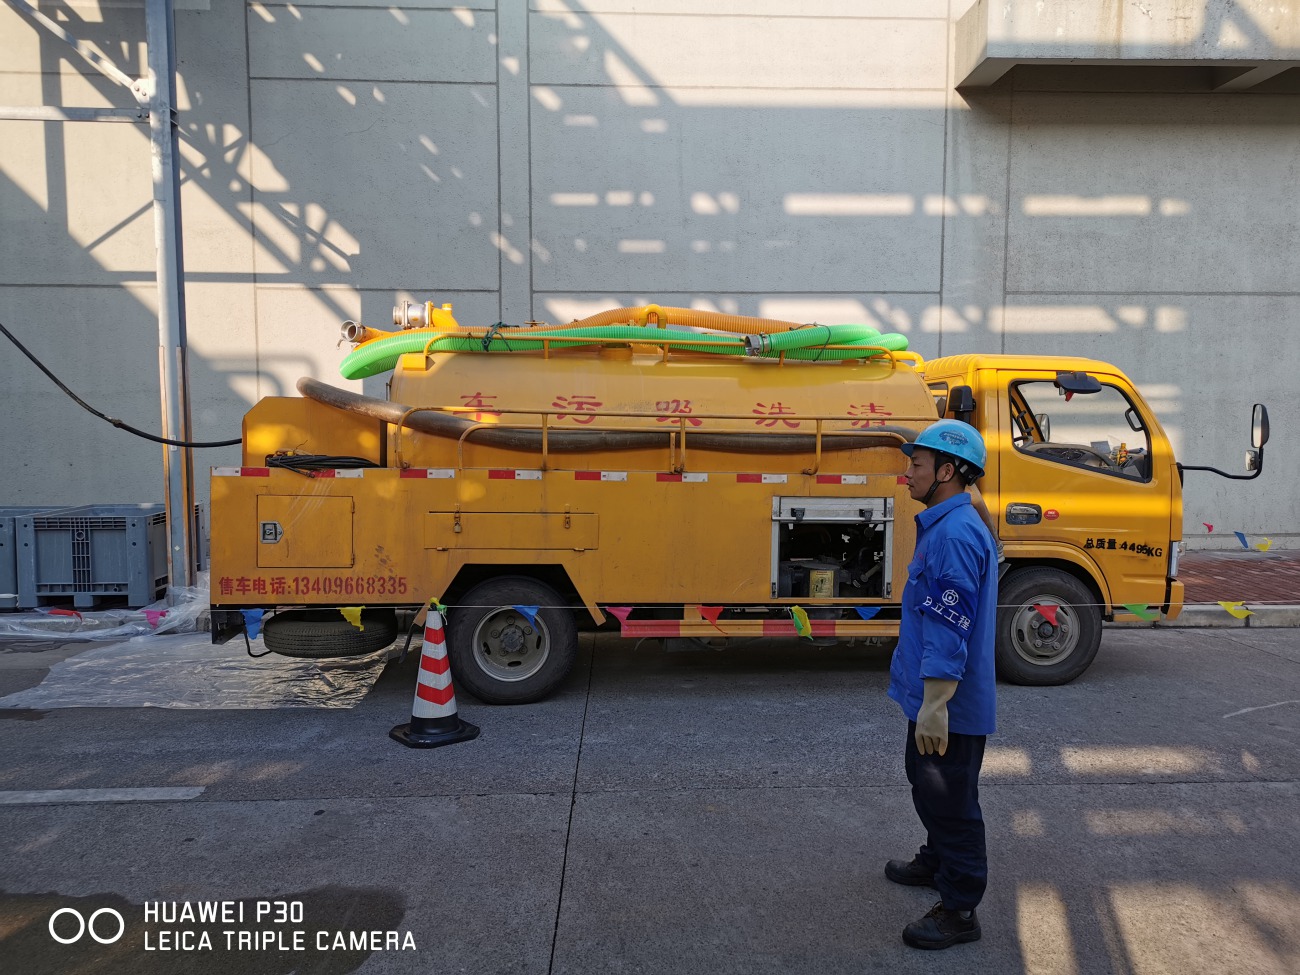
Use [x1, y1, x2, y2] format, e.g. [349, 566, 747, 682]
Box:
[0, 1, 1295, 549]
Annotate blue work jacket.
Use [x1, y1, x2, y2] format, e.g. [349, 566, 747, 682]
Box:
[888, 492, 998, 736]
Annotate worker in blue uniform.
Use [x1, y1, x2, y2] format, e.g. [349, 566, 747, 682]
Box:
[886, 418, 998, 950]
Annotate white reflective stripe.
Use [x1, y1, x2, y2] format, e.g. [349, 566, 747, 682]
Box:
[601, 472, 627, 481]
[516, 470, 542, 480]
[412, 697, 457, 719]
[762, 474, 787, 484]
[841, 475, 867, 484]
[682, 473, 708, 483]
[0, 787, 205, 805]
[334, 469, 365, 478]
[213, 467, 241, 477]
[428, 469, 455, 479]
[417, 670, 453, 691]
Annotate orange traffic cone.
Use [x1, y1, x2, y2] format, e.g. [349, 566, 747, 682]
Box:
[390, 606, 480, 749]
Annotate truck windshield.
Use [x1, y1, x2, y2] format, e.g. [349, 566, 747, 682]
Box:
[1011, 380, 1152, 481]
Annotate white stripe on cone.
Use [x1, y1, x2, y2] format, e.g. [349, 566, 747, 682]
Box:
[411, 610, 460, 719]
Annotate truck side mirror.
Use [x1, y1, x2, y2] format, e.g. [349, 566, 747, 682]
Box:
[1252, 403, 1270, 448]
[1034, 413, 1051, 441]
[949, 385, 975, 423]
[1054, 371, 1102, 394]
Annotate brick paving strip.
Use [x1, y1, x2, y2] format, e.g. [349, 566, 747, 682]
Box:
[1178, 551, 1300, 606]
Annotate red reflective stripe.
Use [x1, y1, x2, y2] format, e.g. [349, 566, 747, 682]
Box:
[488, 469, 514, 479]
[574, 471, 600, 480]
[416, 683, 456, 706]
[897, 475, 909, 484]
[816, 475, 840, 484]
[313, 469, 336, 478]
[423, 625, 446, 645]
[400, 469, 426, 478]
[736, 473, 762, 483]
[656, 473, 683, 482]
[619, 620, 682, 637]
[420, 654, 451, 676]
[240, 467, 270, 477]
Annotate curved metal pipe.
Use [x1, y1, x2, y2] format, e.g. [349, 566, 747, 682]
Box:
[296, 377, 914, 455]
[560, 304, 808, 334]
[341, 321, 391, 344]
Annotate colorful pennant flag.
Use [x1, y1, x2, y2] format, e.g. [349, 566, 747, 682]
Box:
[339, 606, 365, 631]
[1217, 601, 1253, 619]
[1202, 523, 1213, 533]
[1122, 603, 1160, 621]
[434, 600, 448, 615]
[790, 606, 812, 638]
[604, 606, 633, 623]
[854, 606, 881, 621]
[699, 606, 725, 631]
[143, 609, 168, 628]
[1032, 603, 1060, 627]
[513, 605, 540, 626]
[1235, 532, 1250, 549]
[241, 609, 264, 640]
[1254, 538, 1273, 552]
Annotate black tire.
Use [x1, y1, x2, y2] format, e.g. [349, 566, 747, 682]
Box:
[447, 576, 578, 704]
[262, 608, 399, 659]
[995, 567, 1101, 685]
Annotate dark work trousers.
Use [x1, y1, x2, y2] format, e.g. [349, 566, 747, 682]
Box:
[904, 721, 988, 911]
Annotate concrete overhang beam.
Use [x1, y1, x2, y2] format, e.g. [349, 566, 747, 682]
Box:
[956, 0, 1300, 91]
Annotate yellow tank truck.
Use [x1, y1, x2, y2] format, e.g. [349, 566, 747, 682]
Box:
[208, 302, 1268, 703]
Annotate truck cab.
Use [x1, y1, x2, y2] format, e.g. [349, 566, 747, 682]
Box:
[923, 355, 1183, 684]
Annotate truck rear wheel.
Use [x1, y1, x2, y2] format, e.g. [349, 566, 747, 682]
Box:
[995, 567, 1101, 685]
[447, 577, 578, 704]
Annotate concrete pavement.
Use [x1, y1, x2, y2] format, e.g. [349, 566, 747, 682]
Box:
[1, 626, 1298, 974]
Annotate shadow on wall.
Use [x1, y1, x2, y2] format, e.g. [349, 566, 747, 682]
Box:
[0, 1, 1293, 521]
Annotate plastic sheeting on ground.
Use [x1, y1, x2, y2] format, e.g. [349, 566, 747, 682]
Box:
[0, 631, 392, 710]
[0, 574, 211, 642]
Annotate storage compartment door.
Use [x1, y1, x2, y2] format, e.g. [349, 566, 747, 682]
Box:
[256, 496, 354, 568]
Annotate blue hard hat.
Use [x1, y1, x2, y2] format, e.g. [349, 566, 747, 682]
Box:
[900, 419, 986, 477]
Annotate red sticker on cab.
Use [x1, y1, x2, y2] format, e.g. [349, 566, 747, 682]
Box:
[1044, 509, 1060, 520]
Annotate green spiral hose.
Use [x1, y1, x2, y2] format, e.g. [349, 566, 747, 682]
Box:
[339, 322, 908, 380]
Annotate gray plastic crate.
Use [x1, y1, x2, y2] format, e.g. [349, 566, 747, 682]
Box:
[16, 504, 169, 610]
[0, 506, 64, 611]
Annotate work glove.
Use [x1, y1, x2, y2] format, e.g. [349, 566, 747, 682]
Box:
[915, 678, 959, 756]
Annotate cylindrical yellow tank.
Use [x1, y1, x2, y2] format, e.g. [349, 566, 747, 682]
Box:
[384, 347, 937, 475]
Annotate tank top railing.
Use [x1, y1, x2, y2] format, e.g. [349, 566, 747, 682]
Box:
[388, 405, 937, 476]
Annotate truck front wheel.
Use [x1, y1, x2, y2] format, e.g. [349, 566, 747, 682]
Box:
[995, 567, 1101, 685]
[447, 577, 579, 704]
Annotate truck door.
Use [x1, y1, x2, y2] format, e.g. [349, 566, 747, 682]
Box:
[997, 371, 1171, 608]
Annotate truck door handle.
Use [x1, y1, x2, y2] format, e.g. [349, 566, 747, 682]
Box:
[1005, 503, 1042, 525]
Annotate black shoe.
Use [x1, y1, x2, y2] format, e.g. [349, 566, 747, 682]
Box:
[902, 902, 981, 950]
[884, 856, 937, 889]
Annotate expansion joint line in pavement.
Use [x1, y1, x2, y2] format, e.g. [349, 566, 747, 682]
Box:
[547, 631, 596, 975]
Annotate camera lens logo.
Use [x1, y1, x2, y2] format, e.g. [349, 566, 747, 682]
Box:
[49, 907, 125, 945]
